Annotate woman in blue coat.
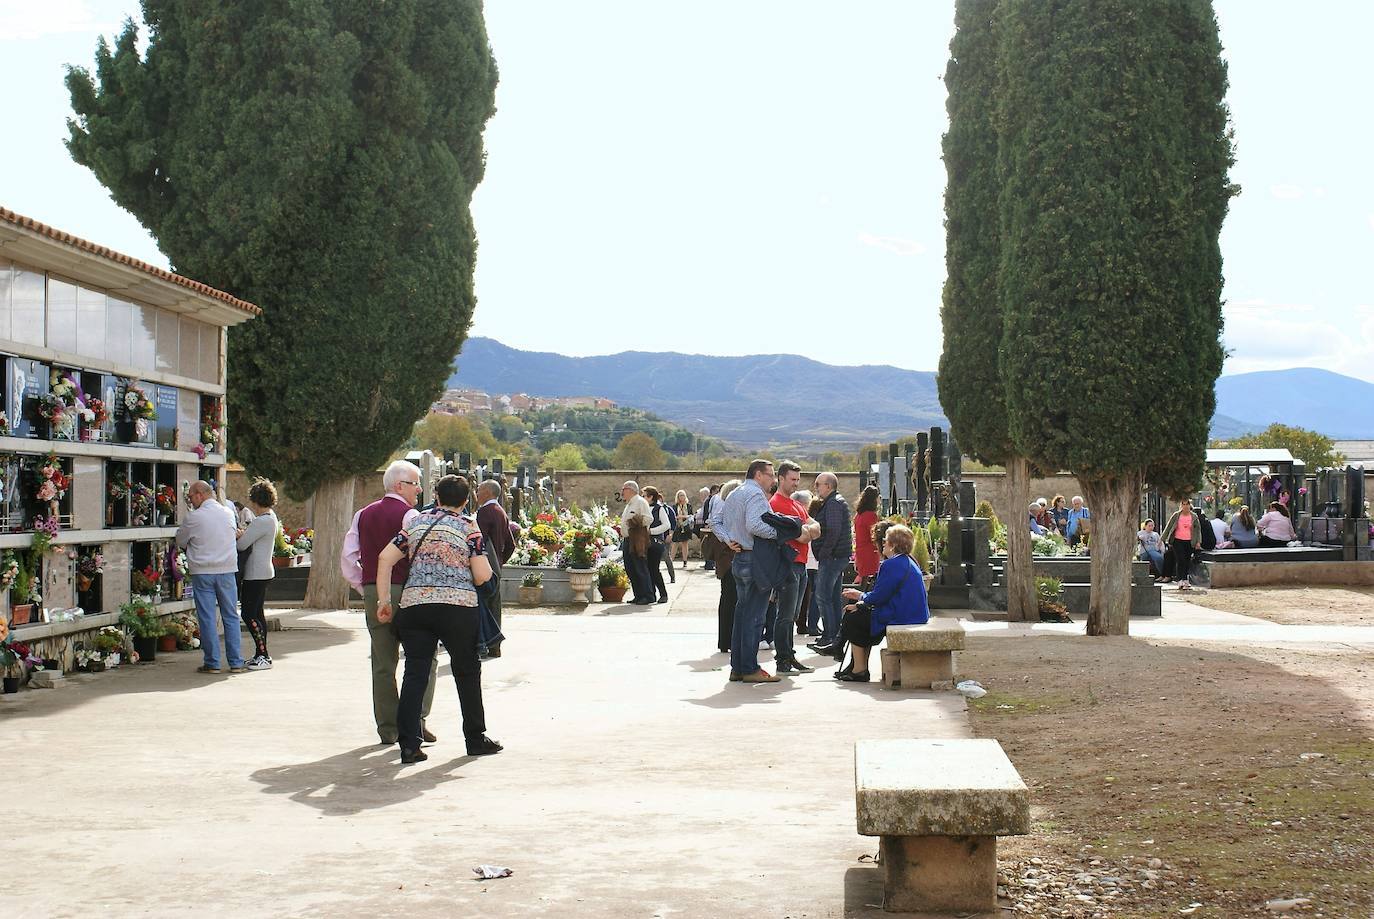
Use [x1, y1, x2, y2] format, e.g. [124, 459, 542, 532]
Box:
[834, 524, 929, 682]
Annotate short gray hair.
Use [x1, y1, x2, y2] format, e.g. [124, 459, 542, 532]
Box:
[383, 460, 422, 492]
[717, 478, 742, 502]
[188, 480, 213, 497]
[621, 480, 640, 494]
[477, 478, 502, 500]
[792, 489, 813, 504]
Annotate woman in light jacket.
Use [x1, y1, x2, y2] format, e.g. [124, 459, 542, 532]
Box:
[235, 479, 279, 670]
[1161, 498, 1204, 588]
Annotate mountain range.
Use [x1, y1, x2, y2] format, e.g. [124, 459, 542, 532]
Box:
[449, 338, 1374, 447]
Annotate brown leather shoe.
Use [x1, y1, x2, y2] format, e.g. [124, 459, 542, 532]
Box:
[421, 727, 438, 744]
[729, 671, 742, 682]
[742, 669, 780, 684]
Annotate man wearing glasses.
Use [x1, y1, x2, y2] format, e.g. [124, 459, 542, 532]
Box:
[341, 460, 438, 746]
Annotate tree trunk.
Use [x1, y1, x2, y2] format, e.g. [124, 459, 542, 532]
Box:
[1005, 455, 1036, 622]
[302, 476, 357, 610]
[1083, 475, 1142, 636]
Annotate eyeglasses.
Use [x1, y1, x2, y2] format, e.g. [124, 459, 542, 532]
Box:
[400, 480, 420, 487]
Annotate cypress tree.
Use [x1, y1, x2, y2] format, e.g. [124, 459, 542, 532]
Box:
[938, 0, 1037, 621]
[997, 0, 1235, 634]
[66, 0, 499, 608]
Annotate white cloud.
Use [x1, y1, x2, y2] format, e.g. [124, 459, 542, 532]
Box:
[1223, 305, 1374, 382]
[0, 1, 113, 42]
[857, 232, 926, 256]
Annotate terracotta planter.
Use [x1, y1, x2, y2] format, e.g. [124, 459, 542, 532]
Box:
[272, 556, 294, 569]
[517, 585, 543, 606]
[598, 584, 628, 603]
[10, 603, 33, 626]
[157, 635, 178, 653]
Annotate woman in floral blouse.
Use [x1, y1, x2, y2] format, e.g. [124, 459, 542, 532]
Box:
[376, 474, 502, 764]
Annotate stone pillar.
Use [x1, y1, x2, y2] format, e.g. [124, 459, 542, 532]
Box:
[880, 834, 998, 914]
[104, 541, 132, 611]
[969, 518, 993, 587]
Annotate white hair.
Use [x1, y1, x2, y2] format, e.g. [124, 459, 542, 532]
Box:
[621, 480, 640, 493]
[793, 489, 813, 504]
[718, 479, 743, 502]
[477, 478, 502, 500]
[383, 460, 421, 492]
[1071, 495, 1083, 504]
[1035, 497, 1048, 506]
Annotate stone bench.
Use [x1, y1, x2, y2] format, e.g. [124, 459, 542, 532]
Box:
[879, 619, 964, 690]
[855, 738, 1030, 914]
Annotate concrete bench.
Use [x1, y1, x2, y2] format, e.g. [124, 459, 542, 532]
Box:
[880, 619, 964, 690]
[856, 738, 1030, 914]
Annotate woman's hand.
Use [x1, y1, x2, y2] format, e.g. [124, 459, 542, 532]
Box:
[375, 601, 393, 624]
[842, 587, 862, 601]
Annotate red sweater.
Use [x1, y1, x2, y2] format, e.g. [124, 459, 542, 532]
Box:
[358, 496, 411, 586]
[853, 510, 881, 579]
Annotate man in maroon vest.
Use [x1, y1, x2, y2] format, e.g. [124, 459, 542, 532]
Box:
[341, 460, 438, 745]
[475, 479, 516, 655]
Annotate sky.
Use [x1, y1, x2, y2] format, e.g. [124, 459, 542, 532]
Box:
[2, 0, 1371, 382]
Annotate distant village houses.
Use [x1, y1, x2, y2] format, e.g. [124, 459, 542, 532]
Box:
[430, 387, 615, 416]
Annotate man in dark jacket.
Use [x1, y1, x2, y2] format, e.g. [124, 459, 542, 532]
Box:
[476, 479, 516, 655]
[809, 472, 852, 658]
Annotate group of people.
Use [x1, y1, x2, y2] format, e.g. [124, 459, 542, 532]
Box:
[683, 461, 930, 684]
[1027, 494, 1091, 545]
[1139, 498, 1300, 587]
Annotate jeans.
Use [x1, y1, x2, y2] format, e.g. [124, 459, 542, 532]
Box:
[396, 602, 486, 753]
[772, 562, 805, 662]
[815, 557, 847, 645]
[730, 551, 770, 676]
[1141, 548, 1164, 576]
[191, 572, 243, 669]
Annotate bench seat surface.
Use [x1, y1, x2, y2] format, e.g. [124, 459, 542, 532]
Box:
[886, 619, 965, 652]
[856, 739, 1029, 837]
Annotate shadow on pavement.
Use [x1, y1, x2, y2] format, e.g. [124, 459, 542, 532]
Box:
[250, 744, 473, 817]
[686, 678, 801, 708]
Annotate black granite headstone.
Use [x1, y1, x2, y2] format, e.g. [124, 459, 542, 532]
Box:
[156, 385, 179, 450]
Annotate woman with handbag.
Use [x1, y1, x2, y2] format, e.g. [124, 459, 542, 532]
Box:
[672, 490, 695, 568]
[375, 474, 503, 764]
[834, 524, 930, 683]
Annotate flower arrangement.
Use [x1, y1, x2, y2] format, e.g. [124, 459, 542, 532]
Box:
[155, 485, 178, 515]
[119, 598, 167, 638]
[520, 571, 543, 588]
[121, 382, 157, 439]
[34, 452, 71, 504]
[130, 482, 154, 526]
[0, 411, 9, 437]
[85, 397, 109, 428]
[92, 625, 126, 655]
[292, 528, 314, 554]
[596, 561, 629, 588]
[1228, 496, 1244, 507]
[108, 469, 130, 501]
[1, 634, 39, 678]
[200, 399, 224, 455]
[76, 550, 104, 592]
[509, 539, 550, 566]
[274, 526, 295, 558]
[31, 514, 59, 555]
[528, 522, 561, 546]
[131, 563, 162, 595]
[165, 612, 201, 650]
[560, 525, 600, 569]
[38, 371, 83, 439]
[0, 551, 18, 592]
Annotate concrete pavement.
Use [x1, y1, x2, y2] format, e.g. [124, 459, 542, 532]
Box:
[2, 568, 969, 918]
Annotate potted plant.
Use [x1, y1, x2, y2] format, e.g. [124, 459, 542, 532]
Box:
[273, 526, 296, 568]
[119, 598, 167, 662]
[560, 526, 599, 602]
[0, 618, 22, 692]
[9, 553, 36, 626]
[517, 571, 543, 606]
[91, 625, 126, 669]
[596, 562, 630, 602]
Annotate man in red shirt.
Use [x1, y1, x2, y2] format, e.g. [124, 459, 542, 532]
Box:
[769, 460, 821, 673]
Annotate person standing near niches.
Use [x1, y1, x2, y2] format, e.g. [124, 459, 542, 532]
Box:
[340, 460, 438, 747]
[643, 486, 673, 601]
[809, 471, 852, 661]
[235, 478, 279, 670]
[852, 485, 881, 590]
[1161, 498, 1203, 588]
[177, 480, 245, 674]
[375, 474, 502, 764]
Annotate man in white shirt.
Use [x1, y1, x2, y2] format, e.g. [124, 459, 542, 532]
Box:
[620, 481, 653, 605]
[176, 480, 244, 674]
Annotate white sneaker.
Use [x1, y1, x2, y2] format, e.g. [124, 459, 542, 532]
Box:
[246, 656, 273, 670]
[759, 640, 773, 650]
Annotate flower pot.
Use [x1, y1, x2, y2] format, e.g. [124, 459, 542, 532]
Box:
[566, 568, 595, 604]
[89, 660, 106, 673]
[923, 574, 935, 593]
[2, 676, 17, 694]
[133, 635, 158, 662]
[598, 584, 628, 603]
[517, 585, 543, 606]
[157, 634, 178, 653]
[10, 603, 33, 626]
[272, 556, 293, 569]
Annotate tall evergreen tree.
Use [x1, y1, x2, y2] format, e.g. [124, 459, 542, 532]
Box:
[66, 0, 499, 608]
[997, 0, 1235, 634]
[938, 0, 1036, 621]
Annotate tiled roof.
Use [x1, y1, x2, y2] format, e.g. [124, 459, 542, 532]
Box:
[0, 206, 261, 316]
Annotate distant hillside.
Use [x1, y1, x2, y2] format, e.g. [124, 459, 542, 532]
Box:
[450, 339, 1374, 447]
[1214, 368, 1374, 440]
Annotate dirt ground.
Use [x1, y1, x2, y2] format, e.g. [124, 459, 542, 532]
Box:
[1179, 586, 1374, 626]
[960, 634, 1374, 918]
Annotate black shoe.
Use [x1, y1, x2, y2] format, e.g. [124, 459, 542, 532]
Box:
[631, 598, 654, 606]
[783, 658, 814, 673]
[656, 597, 668, 604]
[421, 727, 438, 744]
[466, 735, 504, 756]
[809, 642, 836, 654]
[836, 670, 871, 683]
[400, 747, 429, 764]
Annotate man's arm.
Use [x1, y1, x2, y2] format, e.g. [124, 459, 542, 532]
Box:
[175, 512, 195, 549]
[744, 489, 778, 540]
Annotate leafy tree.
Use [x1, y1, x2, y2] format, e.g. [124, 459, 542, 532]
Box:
[1217, 424, 1346, 470]
[541, 442, 588, 471]
[613, 432, 667, 469]
[65, 1, 498, 608]
[583, 444, 614, 470]
[997, 0, 1235, 634]
[414, 413, 501, 458]
[937, 0, 1035, 621]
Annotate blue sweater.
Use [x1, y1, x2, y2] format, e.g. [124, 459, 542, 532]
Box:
[861, 554, 930, 637]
